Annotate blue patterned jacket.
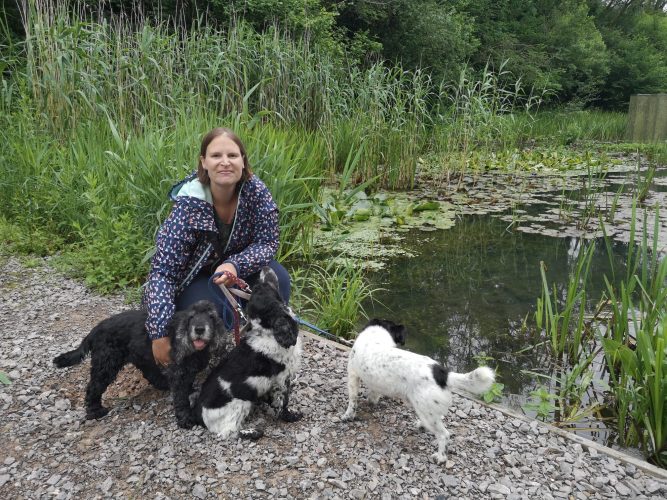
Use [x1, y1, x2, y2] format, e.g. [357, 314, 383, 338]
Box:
[143, 172, 279, 340]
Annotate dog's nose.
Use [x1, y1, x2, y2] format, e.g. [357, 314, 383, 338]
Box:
[194, 326, 205, 336]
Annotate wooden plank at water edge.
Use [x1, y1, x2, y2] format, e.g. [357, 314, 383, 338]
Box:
[626, 93, 667, 142]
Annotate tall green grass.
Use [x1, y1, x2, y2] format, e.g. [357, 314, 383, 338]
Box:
[295, 260, 380, 339]
[0, 0, 438, 290]
[8, 0, 432, 190]
[534, 206, 667, 465]
[520, 110, 628, 144]
[600, 208, 667, 466]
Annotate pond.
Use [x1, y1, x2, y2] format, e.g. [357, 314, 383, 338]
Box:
[360, 214, 631, 446]
[352, 160, 667, 453]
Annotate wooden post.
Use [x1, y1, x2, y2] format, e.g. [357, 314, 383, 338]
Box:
[626, 94, 667, 142]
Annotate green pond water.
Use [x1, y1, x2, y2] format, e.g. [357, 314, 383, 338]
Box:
[359, 213, 632, 445]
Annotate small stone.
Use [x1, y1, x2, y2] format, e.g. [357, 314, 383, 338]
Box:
[54, 399, 69, 411]
[99, 477, 113, 493]
[255, 480, 266, 490]
[645, 480, 662, 494]
[559, 462, 572, 475]
[615, 482, 631, 496]
[328, 479, 347, 489]
[488, 483, 511, 495]
[192, 484, 206, 499]
[573, 469, 587, 482]
[441, 475, 459, 488]
[46, 474, 61, 486]
[295, 432, 309, 443]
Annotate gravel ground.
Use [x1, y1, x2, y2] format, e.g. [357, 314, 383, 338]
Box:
[1, 257, 666, 499]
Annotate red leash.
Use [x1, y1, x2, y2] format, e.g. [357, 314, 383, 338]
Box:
[216, 271, 251, 346]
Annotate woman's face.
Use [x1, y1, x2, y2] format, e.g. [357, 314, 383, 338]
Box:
[201, 135, 244, 189]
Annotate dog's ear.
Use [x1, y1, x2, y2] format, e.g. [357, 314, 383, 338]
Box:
[207, 303, 231, 351]
[168, 310, 191, 364]
[259, 266, 279, 290]
[390, 323, 407, 346]
[273, 315, 299, 349]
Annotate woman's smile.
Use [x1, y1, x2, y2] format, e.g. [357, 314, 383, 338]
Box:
[201, 135, 245, 188]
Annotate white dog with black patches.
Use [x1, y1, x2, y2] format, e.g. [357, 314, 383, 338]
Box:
[342, 319, 495, 464]
[194, 267, 303, 439]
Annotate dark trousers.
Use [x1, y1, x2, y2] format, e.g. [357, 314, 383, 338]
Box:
[175, 260, 291, 319]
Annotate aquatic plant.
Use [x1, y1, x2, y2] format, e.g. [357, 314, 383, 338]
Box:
[534, 203, 667, 465]
[523, 386, 558, 421]
[599, 208, 667, 466]
[536, 242, 595, 361]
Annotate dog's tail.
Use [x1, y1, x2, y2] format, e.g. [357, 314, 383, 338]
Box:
[445, 366, 495, 395]
[53, 331, 95, 368]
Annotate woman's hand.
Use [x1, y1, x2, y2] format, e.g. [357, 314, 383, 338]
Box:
[213, 262, 238, 287]
[152, 337, 172, 366]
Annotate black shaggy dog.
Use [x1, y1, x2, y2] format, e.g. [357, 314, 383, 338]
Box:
[53, 300, 228, 428]
[194, 267, 303, 439]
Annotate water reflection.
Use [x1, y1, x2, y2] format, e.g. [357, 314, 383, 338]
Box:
[361, 214, 630, 404]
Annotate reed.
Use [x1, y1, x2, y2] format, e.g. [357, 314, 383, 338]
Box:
[296, 260, 380, 339]
[600, 208, 667, 466]
[1, 0, 439, 290]
[13, 0, 432, 191]
[534, 203, 667, 464]
[524, 110, 627, 144]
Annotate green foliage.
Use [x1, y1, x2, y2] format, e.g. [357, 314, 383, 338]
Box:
[211, 0, 340, 52]
[599, 208, 667, 466]
[432, 61, 545, 157]
[0, 370, 11, 385]
[57, 213, 153, 293]
[0, 217, 65, 257]
[296, 260, 379, 339]
[595, 10, 667, 109]
[7, 0, 666, 109]
[523, 386, 558, 421]
[544, 1, 610, 104]
[483, 382, 504, 404]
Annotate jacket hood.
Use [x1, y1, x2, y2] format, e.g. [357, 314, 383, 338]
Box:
[169, 173, 212, 204]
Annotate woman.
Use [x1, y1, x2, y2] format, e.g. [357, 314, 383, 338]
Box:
[143, 127, 290, 366]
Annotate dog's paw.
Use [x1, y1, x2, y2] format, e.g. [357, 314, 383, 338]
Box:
[176, 416, 197, 429]
[239, 428, 264, 440]
[152, 380, 170, 391]
[85, 407, 110, 420]
[431, 452, 448, 465]
[340, 411, 356, 422]
[367, 391, 381, 405]
[413, 419, 425, 432]
[279, 409, 303, 423]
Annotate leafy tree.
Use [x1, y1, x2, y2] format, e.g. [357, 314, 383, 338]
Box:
[335, 0, 478, 82]
[594, 6, 667, 108]
[209, 0, 340, 50]
[543, 1, 610, 104]
[463, 0, 609, 105]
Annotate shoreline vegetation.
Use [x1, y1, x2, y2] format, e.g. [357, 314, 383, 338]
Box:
[1, 1, 666, 466]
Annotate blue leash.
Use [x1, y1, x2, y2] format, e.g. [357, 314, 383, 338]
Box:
[294, 317, 352, 346]
[207, 274, 352, 346]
